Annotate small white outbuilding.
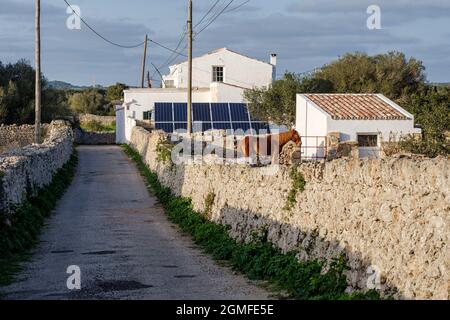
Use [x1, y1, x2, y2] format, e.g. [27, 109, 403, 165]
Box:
[295, 93, 421, 159]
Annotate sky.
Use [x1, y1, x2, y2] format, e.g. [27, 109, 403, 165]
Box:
[1, 0, 449, 87]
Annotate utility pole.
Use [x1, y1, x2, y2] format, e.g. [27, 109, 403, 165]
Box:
[34, 0, 41, 144]
[147, 71, 152, 88]
[140, 34, 148, 88]
[187, 0, 193, 135]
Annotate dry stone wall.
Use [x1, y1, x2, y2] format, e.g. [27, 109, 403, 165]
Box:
[74, 129, 116, 145]
[0, 124, 49, 154]
[130, 126, 449, 300]
[78, 114, 115, 126]
[0, 121, 73, 213]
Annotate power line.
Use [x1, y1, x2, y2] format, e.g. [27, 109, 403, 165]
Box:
[155, 0, 248, 81]
[225, 0, 250, 14]
[156, 0, 223, 74]
[194, 0, 235, 37]
[194, 0, 221, 29]
[148, 39, 187, 57]
[63, 0, 187, 57]
[159, 0, 238, 70]
[151, 27, 187, 80]
[151, 62, 166, 87]
[63, 0, 144, 48]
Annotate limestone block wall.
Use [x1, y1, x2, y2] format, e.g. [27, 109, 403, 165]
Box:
[129, 126, 449, 300]
[0, 124, 49, 154]
[0, 121, 74, 213]
[78, 114, 116, 126]
[74, 129, 116, 145]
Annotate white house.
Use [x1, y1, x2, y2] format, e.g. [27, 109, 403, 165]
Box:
[117, 48, 276, 143]
[295, 94, 422, 159]
[162, 48, 276, 89]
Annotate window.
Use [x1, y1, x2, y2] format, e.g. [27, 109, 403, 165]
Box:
[357, 134, 378, 147]
[212, 66, 224, 82]
[143, 111, 151, 120]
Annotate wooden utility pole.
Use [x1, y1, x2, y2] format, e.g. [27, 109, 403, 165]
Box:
[187, 0, 193, 135]
[140, 34, 148, 88]
[34, 0, 41, 144]
[147, 71, 152, 88]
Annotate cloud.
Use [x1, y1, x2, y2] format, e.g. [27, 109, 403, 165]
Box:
[0, 0, 448, 84]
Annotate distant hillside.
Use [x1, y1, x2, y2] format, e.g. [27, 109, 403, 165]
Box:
[47, 80, 105, 90]
[432, 82, 450, 87]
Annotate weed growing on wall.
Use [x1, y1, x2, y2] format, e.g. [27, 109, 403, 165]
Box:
[156, 140, 174, 166]
[123, 144, 380, 300]
[0, 152, 78, 286]
[284, 165, 306, 211]
[204, 192, 216, 217]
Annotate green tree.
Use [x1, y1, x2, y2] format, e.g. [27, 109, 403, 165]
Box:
[399, 85, 450, 156]
[315, 51, 425, 104]
[106, 82, 128, 102]
[42, 88, 72, 122]
[0, 59, 73, 125]
[68, 89, 105, 114]
[244, 72, 333, 126]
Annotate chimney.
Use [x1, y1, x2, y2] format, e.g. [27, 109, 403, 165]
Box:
[270, 53, 277, 66]
[270, 53, 277, 81]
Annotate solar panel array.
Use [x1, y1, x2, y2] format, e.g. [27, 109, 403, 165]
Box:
[154, 103, 270, 134]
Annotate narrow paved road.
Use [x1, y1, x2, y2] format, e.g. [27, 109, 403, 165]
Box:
[1, 146, 270, 300]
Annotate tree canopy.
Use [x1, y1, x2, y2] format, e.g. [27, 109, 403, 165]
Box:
[68, 89, 106, 115]
[244, 51, 449, 156]
[106, 82, 128, 102]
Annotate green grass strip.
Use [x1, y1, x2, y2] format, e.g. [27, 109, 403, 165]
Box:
[0, 151, 78, 287]
[123, 144, 380, 300]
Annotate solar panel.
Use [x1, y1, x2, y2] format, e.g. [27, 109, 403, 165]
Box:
[212, 122, 232, 130]
[155, 102, 173, 122]
[154, 102, 270, 135]
[174, 123, 187, 131]
[211, 103, 230, 122]
[193, 103, 211, 122]
[232, 122, 251, 133]
[156, 123, 174, 133]
[230, 103, 249, 122]
[173, 103, 187, 122]
[251, 122, 270, 133]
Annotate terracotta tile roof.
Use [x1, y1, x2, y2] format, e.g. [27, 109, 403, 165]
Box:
[304, 94, 409, 120]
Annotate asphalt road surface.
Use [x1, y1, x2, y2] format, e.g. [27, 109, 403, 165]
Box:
[1, 146, 270, 300]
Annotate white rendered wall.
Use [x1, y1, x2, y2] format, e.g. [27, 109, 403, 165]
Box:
[327, 119, 421, 142]
[295, 94, 422, 160]
[163, 49, 274, 89]
[115, 107, 125, 144]
[296, 95, 328, 159]
[210, 82, 245, 102]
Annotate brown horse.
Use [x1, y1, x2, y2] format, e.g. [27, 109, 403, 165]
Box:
[240, 129, 302, 162]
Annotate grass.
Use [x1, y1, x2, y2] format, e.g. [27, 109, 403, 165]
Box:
[0, 152, 78, 287]
[123, 144, 380, 300]
[80, 120, 116, 132]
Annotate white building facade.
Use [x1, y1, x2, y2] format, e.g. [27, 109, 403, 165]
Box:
[295, 94, 422, 159]
[117, 48, 276, 143]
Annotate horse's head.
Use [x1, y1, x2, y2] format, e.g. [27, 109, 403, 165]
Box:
[291, 130, 302, 146]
